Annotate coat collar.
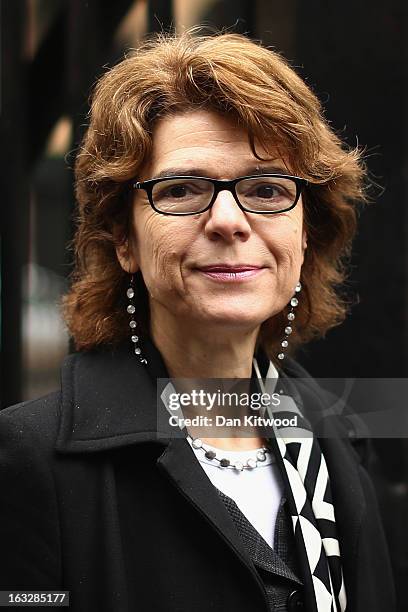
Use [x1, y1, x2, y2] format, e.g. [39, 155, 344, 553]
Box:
[55, 338, 173, 454]
[55, 337, 275, 454]
[55, 336, 362, 455]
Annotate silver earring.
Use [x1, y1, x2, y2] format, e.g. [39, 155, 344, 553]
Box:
[277, 281, 301, 361]
[126, 275, 148, 365]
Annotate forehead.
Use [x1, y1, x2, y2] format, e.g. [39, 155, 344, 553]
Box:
[141, 109, 290, 179]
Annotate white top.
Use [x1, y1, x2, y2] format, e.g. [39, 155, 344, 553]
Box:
[186, 437, 284, 548]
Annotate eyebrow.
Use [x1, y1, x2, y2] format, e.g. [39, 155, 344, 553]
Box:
[149, 165, 292, 180]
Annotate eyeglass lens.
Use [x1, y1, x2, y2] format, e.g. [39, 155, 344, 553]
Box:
[151, 177, 298, 213]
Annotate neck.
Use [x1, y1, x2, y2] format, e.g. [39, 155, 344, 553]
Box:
[150, 308, 259, 380]
[148, 303, 267, 451]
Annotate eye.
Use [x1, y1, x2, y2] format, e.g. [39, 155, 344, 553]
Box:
[167, 184, 189, 198]
[154, 180, 207, 201]
[161, 183, 197, 199]
[244, 182, 288, 199]
[253, 184, 284, 199]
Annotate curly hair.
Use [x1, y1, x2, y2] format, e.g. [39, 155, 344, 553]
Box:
[62, 29, 368, 360]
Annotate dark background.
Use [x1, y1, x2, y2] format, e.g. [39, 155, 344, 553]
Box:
[1, 0, 407, 608]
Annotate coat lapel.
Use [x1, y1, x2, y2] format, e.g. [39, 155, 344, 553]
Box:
[156, 436, 270, 593]
[273, 368, 366, 607]
[318, 429, 366, 607]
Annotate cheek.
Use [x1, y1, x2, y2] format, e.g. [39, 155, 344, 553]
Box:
[135, 213, 191, 283]
[289, 225, 305, 260]
[268, 222, 304, 265]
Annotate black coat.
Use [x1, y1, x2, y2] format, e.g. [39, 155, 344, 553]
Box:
[0, 342, 396, 612]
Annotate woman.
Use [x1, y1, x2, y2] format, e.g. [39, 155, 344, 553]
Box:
[0, 31, 395, 612]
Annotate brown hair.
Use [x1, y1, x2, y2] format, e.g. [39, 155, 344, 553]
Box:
[63, 29, 368, 359]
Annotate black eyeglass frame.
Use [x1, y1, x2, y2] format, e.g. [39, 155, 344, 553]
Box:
[132, 174, 308, 216]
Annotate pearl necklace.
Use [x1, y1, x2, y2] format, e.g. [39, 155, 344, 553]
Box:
[187, 435, 271, 472]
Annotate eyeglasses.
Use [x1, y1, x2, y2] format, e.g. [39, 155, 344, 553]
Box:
[133, 174, 308, 216]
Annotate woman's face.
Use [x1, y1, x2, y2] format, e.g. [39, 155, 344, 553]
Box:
[119, 110, 307, 335]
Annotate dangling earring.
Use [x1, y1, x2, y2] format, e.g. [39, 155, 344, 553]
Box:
[277, 281, 301, 361]
[126, 274, 148, 365]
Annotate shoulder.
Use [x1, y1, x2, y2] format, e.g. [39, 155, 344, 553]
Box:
[279, 355, 332, 418]
[281, 355, 356, 429]
[0, 344, 120, 451]
[0, 391, 61, 451]
[1, 390, 61, 421]
[0, 393, 62, 479]
[281, 356, 373, 466]
[281, 355, 312, 378]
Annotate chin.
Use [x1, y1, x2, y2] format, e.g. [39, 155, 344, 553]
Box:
[191, 309, 268, 329]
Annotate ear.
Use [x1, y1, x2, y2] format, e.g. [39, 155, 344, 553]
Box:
[115, 238, 139, 274]
[302, 229, 308, 252]
[300, 229, 308, 265]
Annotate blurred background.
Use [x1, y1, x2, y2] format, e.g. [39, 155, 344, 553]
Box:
[1, 0, 407, 608]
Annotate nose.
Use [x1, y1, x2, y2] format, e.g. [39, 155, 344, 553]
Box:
[203, 190, 251, 243]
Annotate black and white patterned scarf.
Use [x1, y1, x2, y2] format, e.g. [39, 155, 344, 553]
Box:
[253, 353, 347, 612]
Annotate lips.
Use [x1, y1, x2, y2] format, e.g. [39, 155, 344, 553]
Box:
[195, 265, 265, 283]
[197, 265, 262, 272]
